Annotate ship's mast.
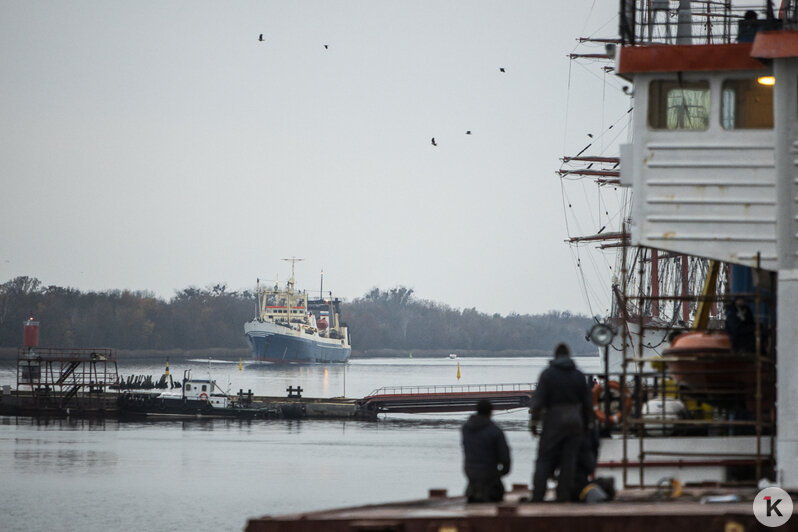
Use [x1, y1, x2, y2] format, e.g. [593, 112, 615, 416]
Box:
[282, 257, 304, 321]
[256, 277, 262, 317]
[282, 257, 304, 292]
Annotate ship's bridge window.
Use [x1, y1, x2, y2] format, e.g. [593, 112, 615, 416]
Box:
[648, 80, 710, 130]
[721, 78, 774, 129]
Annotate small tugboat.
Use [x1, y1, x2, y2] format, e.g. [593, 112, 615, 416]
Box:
[155, 369, 230, 407]
[118, 370, 269, 418]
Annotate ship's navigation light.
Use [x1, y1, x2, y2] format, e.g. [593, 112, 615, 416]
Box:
[757, 76, 775, 86]
[588, 323, 615, 347]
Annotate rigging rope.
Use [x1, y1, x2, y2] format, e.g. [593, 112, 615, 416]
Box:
[559, 7, 628, 317]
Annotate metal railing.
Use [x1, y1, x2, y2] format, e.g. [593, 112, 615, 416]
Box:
[364, 382, 535, 397]
[620, 0, 798, 46]
[18, 347, 115, 361]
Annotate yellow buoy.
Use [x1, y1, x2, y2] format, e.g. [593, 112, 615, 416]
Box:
[239, 358, 243, 371]
[456, 361, 461, 380]
[164, 360, 169, 376]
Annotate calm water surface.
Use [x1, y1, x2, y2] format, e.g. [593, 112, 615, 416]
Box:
[0, 356, 601, 532]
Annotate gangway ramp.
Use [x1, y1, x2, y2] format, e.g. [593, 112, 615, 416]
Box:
[357, 383, 535, 414]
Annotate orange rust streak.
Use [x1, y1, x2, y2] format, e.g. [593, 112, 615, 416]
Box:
[618, 43, 766, 74]
[751, 30, 798, 58]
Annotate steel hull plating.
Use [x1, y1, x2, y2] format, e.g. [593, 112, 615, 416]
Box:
[244, 322, 350, 363]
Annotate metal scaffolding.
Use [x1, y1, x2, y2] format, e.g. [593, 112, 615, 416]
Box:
[598, 245, 777, 488]
[16, 347, 119, 409]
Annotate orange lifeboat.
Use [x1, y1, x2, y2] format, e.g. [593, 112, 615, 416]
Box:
[666, 330, 731, 353]
[664, 331, 738, 391]
[663, 331, 772, 413]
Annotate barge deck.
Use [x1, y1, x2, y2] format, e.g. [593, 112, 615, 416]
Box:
[245, 485, 776, 532]
[0, 390, 365, 420]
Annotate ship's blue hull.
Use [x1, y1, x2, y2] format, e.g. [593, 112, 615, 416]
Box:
[245, 330, 350, 364]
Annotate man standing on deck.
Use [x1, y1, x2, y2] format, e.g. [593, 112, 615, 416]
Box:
[725, 296, 756, 352]
[461, 399, 511, 502]
[529, 343, 593, 502]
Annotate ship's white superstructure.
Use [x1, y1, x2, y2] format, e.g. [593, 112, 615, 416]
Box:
[614, 2, 798, 488]
[244, 259, 350, 364]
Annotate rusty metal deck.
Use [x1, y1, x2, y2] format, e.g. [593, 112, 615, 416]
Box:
[245, 486, 780, 532]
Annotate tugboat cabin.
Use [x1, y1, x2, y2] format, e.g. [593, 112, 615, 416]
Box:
[181, 371, 228, 408]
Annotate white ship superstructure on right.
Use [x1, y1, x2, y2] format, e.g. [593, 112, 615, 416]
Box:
[611, 1, 798, 488]
[618, 42, 777, 269]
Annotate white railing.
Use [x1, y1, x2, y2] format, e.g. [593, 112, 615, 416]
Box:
[365, 382, 535, 397]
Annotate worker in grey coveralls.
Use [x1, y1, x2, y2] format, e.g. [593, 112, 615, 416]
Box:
[529, 343, 593, 502]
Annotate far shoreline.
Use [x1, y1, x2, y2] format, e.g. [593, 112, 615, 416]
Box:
[0, 346, 598, 362]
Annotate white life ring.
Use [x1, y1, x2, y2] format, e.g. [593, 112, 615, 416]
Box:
[199, 392, 208, 401]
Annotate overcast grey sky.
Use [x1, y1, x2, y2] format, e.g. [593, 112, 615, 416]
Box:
[0, 1, 630, 316]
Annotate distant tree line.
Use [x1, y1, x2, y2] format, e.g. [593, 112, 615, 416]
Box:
[344, 287, 595, 354]
[0, 277, 596, 355]
[0, 276, 253, 350]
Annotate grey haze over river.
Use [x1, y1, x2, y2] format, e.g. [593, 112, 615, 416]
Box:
[0, 355, 601, 532]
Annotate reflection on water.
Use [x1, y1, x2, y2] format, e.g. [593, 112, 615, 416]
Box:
[0, 356, 600, 532]
[14, 448, 117, 472]
[1, 416, 115, 430]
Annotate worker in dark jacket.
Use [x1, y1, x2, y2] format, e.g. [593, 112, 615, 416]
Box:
[725, 297, 756, 352]
[461, 399, 511, 502]
[529, 343, 593, 502]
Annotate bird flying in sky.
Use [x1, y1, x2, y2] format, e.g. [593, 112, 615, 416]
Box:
[259, 34, 264, 41]
[431, 137, 437, 146]
[499, 67, 505, 72]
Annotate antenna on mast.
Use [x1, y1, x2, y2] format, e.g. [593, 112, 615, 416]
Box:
[320, 269, 324, 299]
[281, 257, 304, 290]
[255, 277, 261, 314]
